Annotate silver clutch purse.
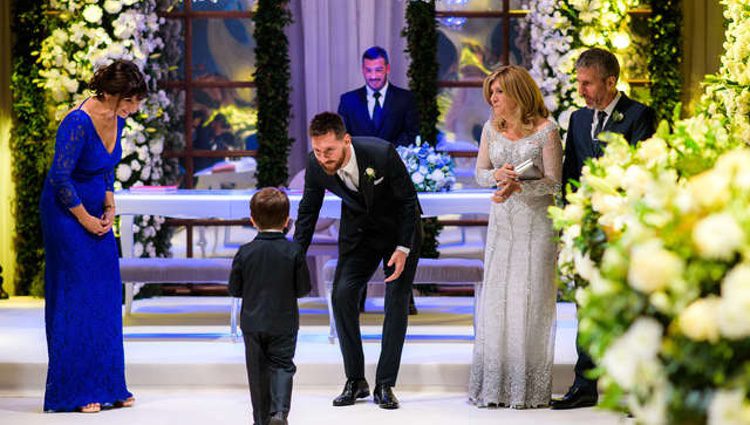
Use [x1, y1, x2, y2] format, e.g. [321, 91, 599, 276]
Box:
[515, 158, 543, 181]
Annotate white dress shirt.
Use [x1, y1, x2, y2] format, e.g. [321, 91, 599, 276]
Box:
[590, 91, 622, 140]
[366, 81, 389, 119]
[337, 144, 360, 192]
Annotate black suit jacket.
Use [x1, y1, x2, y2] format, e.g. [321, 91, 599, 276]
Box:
[294, 137, 422, 256]
[562, 93, 656, 187]
[228, 232, 312, 334]
[337, 84, 419, 147]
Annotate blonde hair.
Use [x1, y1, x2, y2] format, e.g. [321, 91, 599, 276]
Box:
[482, 65, 549, 133]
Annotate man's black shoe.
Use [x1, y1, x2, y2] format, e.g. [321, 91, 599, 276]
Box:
[332, 379, 370, 406]
[269, 412, 288, 425]
[373, 384, 399, 409]
[550, 386, 598, 410]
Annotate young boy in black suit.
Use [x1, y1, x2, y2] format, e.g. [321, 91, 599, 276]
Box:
[229, 187, 312, 425]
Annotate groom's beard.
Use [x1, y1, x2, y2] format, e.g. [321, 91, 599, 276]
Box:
[319, 158, 344, 175]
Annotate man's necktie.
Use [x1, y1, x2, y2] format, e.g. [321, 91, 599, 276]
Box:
[592, 110, 608, 157]
[339, 169, 358, 192]
[372, 91, 384, 130]
[593, 110, 608, 140]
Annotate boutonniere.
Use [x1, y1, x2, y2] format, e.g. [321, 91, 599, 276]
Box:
[611, 110, 624, 123]
[364, 167, 376, 181]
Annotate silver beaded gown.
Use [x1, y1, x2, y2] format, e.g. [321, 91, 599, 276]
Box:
[469, 119, 562, 409]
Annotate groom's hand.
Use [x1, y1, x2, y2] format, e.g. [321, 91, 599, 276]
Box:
[384, 249, 408, 283]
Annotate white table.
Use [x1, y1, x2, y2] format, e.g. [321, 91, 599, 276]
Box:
[115, 189, 494, 257]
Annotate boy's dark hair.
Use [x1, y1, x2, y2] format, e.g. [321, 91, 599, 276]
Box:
[309, 112, 346, 139]
[362, 46, 389, 65]
[250, 187, 289, 230]
[575, 48, 620, 82]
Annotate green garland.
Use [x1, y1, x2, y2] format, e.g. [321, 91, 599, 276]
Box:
[254, 0, 294, 187]
[402, 0, 442, 259]
[403, 0, 439, 146]
[10, 0, 51, 296]
[649, 0, 683, 125]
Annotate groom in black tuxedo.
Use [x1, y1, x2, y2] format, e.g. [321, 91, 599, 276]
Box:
[294, 112, 422, 410]
[554, 48, 656, 410]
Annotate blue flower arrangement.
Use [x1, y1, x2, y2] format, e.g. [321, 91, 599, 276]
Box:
[396, 136, 456, 192]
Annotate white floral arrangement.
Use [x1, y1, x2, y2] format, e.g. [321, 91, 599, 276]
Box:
[525, 0, 645, 132]
[555, 145, 750, 425]
[396, 136, 456, 192]
[700, 0, 750, 144]
[38, 0, 178, 258]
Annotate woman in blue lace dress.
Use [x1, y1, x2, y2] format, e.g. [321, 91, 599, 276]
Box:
[40, 60, 146, 413]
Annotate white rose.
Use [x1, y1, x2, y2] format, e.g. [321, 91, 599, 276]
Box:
[82, 4, 103, 23]
[591, 192, 624, 216]
[622, 165, 651, 198]
[601, 318, 663, 390]
[411, 172, 424, 184]
[133, 241, 144, 257]
[429, 169, 445, 183]
[563, 203, 584, 223]
[61, 76, 79, 94]
[688, 171, 730, 210]
[628, 241, 684, 293]
[718, 264, 750, 339]
[679, 297, 721, 342]
[708, 389, 750, 425]
[573, 251, 596, 281]
[104, 0, 122, 14]
[116, 164, 132, 182]
[692, 213, 744, 260]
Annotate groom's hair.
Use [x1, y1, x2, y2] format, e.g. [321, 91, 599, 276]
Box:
[576, 48, 620, 82]
[309, 112, 347, 139]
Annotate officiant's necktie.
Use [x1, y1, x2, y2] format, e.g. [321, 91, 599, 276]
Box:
[372, 91, 384, 130]
[592, 110, 608, 157]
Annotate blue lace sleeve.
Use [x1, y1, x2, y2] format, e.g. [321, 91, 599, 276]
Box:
[48, 112, 88, 208]
[105, 168, 115, 192]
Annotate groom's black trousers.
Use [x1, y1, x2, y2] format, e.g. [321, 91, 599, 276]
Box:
[331, 236, 421, 387]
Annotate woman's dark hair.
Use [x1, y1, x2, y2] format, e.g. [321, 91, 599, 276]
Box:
[89, 60, 148, 100]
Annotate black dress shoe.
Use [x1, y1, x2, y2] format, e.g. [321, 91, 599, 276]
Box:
[269, 412, 288, 425]
[332, 379, 370, 406]
[550, 386, 598, 410]
[373, 384, 399, 409]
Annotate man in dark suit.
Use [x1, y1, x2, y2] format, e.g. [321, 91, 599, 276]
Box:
[294, 112, 422, 410]
[229, 187, 312, 425]
[553, 48, 657, 410]
[337, 46, 419, 148]
[338, 46, 420, 314]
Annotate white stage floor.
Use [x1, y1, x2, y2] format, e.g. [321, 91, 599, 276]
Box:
[0, 296, 630, 424]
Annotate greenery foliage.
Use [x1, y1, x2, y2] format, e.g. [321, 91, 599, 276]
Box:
[402, 0, 442, 258]
[402, 0, 439, 146]
[648, 0, 683, 126]
[254, 0, 294, 187]
[10, 0, 52, 296]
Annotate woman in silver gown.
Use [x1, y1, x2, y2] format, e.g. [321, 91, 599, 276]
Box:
[469, 65, 562, 409]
